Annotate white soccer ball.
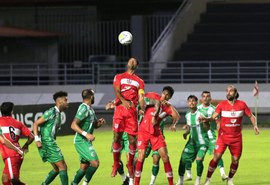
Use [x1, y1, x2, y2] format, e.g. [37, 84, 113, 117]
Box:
[118, 31, 133, 45]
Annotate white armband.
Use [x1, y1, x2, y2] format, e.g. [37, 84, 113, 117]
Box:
[34, 135, 40, 142]
[82, 131, 87, 137]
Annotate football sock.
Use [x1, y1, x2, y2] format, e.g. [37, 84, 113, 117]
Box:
[178, 159, 186, 176]
[112, 142, 122, 166]
[72, 169, 86, 184]
[228, 162, 238, 178]
[127, 144, 136, 177]
[207, 160, 218, 178]
[84, 166, 98, 183]
[152, 164, 159, 176]
[196, 159, 204, 177]
[43, 170, 59, 184]
[218, 158, 224, 168]
[134, 160, 143, 185]
[149, 174, 157, 185]
[164, 161, 173, 185]
[185, 161, 192, 171]
[59, 170, 68, 185]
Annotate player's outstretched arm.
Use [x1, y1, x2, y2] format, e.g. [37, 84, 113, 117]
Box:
[169, 106, 181, 132]
[249, 113, 260, 135]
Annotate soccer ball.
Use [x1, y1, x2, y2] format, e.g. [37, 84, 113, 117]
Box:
[118, 31, 133, 45]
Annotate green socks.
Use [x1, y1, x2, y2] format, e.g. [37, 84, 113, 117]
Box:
[42, 170, 59, 185]
[59, 170, 68, 185]
[72, 169, 86, 184]
[84, 166, 98, 183]
[152, 164, 159, 176]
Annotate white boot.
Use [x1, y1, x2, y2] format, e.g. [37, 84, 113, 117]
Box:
[227, 178, 234, 185]
[204, 178, 211, 185]
[185, 170, 192, 181]
[194, 176, 201, 185]
[129, 178, 134, 185]
[175, 176, 184, 185]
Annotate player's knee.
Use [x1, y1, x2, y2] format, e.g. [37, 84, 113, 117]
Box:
[2, 173, 9, 183]
[90, 160, 99, 168]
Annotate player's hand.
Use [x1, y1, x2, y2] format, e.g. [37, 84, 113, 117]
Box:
[254, 126, 260, 135]
[22, 146, 29, 154]
[122, 100, 132, 109]
[183, 133, 188, 140]
[161, 100, 171, 105]
[86, 134, 95, 141]
[36, 141, 42, 148]
[17, 149, 24, 156]
[151, 116, 157, 125]
[169, 123, 176, 132]
[98, 118, 106, 125]
[105, 101, 115, 110]
[139, 109, 145, 115]
[182, 124, 188, 130]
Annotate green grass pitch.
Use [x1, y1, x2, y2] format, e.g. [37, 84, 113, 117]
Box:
[1, 128, 269, 185]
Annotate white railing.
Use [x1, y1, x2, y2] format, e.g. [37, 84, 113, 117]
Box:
[0, 60, 269, 85]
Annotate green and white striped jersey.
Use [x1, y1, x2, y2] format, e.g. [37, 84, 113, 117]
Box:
[74, 103, 97, 144]
[197, 103, 216, 130]
[185, 109, 209, 145]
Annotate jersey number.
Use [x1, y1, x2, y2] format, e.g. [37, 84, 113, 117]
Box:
[9, 126, 16, 140]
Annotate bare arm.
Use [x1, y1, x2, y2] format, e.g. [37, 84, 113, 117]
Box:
[33, 117, 46, 148]
[249, 113, 259, 135]
[71, 118, 95, 141]
[21, 133, 34, 153]
[169, 106, 181, 132]
[183, 125, 190, 140]
[0, 135, 23, 155]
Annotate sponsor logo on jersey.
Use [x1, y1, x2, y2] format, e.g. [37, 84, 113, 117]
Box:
[221, 110, 244, 118]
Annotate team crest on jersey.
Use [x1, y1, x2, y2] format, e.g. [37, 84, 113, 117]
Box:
[91, 151, 96, 157]
[114, 123, 119, 129]
[127, 79, 132, 84]
[231, 111, 236, 117]
[230, 119, 237, 123]
[215, 145, 219, 150]
[137, 141, 142, 146]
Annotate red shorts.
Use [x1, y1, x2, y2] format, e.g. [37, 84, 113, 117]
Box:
[113, 105, 138, 135]
[3, 156, 23, 180]
[137, 130, 166, 151]
[215, 134, 242, 157]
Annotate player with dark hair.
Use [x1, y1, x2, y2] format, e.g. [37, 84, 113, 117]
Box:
[184, 91, 228, 181]
[33, 91, 69, 185]
[111, 57, 145, 185]
[70, 89, 106, 185]
[203, 85, 259, 185]
[0, 102, 34, 185]
[176, 95, 210, 185]
[135, 86, 180, 185]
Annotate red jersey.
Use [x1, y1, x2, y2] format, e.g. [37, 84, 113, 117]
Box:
[0, 116, 31, 159]
[113, 72, 144, 106]
[139, 92, 172, 135]
[215, 100, 252, 136]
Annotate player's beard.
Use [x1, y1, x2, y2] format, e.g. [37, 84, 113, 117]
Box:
[91, 97, 95, 104]
[226, 95, 234, 101]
